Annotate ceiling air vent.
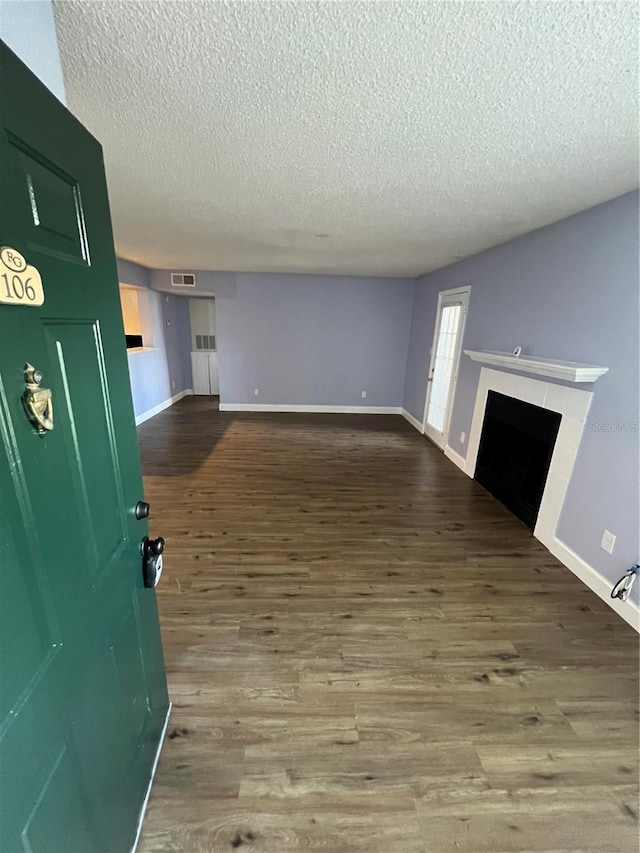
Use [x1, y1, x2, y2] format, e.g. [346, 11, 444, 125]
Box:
[171, 272, 196, 287]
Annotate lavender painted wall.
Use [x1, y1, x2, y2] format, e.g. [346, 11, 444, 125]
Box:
[150, 270, 415, 408]
[117, 259, 191, 419]
[403, 191, 639, 600]
[403, 275, 440, 421]
[117, 257, 149, 289]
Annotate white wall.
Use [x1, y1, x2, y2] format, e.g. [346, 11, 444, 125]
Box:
[0, 1, 66, 102]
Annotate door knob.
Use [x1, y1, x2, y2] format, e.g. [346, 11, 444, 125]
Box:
[141, 536, 165, 588]
[135, 500, 150, 520]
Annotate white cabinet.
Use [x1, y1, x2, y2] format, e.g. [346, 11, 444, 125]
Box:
[191, 352, 209, 395]
[191, 351, 219, 395]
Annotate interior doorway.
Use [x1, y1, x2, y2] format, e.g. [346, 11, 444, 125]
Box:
[188, 297, 219, 396]
[422, 286, 470, 448]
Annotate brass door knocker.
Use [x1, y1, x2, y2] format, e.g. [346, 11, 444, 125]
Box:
[22, 363, 54, 434]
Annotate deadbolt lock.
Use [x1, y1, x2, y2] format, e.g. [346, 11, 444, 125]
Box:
[141, 536, 165, 588]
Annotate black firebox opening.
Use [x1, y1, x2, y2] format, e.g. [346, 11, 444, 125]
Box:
[474, 391, 561, 530]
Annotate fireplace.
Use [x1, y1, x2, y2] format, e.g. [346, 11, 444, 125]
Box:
[474, 391, 561, 530]
[464, 368, 592, 550]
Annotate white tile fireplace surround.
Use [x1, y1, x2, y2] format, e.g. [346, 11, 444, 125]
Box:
[445, 367, 639, 630]
[465, 368, 592, 545]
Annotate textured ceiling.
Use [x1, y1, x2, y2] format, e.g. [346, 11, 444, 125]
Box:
[53, 1, 638, 277]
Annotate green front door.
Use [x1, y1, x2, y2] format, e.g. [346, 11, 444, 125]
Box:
[0, 43, 169, 852]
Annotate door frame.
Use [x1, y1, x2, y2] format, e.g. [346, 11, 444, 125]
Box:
[187, 295, 219, 396]
[421, 286, 470, 449]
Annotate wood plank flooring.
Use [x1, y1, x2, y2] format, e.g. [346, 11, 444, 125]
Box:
[137, 397, 639, 853]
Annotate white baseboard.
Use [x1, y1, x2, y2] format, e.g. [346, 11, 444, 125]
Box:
[536, 531, 639, 632]
[135, 389, 193, 425]
[136, 394, 638, 631]
[219, 403, 403, 414]
[131, 702, 172, 852]
[441, 440, 638, 630]
[401, 408, 423, 432]
[444, 443, 468, 473]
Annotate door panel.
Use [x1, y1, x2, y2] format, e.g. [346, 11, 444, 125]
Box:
[8, 132, 90, 263]
[0, 445, 58, 721]
[191, 350, 211, 394]
[0, 42, 169, 852]
[22, 740, 101, 853]
[44, 320, 127, 564]
[208, 351, 220, 395]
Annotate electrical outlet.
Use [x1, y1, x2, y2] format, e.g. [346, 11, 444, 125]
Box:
[600, 529, 616, 554]
[254, 388, 260, 396]
[361, 390, 367, 399]
[171, 380, 176, 390]
[460, 431, 466, 444]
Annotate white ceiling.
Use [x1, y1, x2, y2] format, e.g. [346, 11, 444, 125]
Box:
[53, 1, 638, 277]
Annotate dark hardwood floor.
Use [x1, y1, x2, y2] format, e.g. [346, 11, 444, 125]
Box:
[137, 396, 639, 853]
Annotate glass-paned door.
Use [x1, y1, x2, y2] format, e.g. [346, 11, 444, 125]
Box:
[423, 288, 469, 448]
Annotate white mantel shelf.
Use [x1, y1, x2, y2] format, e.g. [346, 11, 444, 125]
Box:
[464, 350, 609, 383]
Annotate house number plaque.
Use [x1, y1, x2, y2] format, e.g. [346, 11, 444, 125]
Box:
[0, 247, 45, 307]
